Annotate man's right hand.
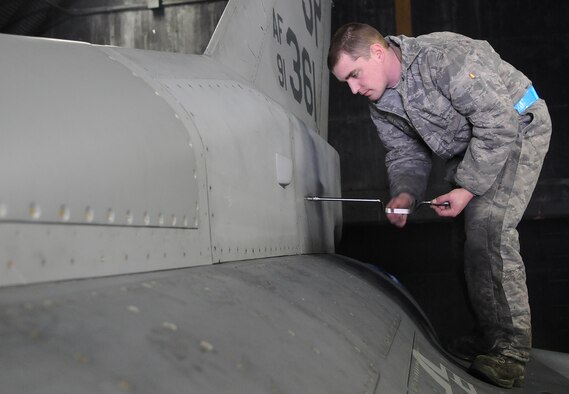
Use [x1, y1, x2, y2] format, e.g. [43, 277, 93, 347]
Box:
[386, 193, 414, 228]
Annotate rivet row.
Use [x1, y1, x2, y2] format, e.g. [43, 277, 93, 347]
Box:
[0, 203, 195, 227]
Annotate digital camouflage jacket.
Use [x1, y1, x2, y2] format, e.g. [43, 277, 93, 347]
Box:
[370, 32, 531, 199]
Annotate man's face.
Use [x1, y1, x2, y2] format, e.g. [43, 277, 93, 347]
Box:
[332, 47, 388, 102]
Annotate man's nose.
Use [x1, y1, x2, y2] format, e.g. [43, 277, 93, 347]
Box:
[347, 80, 359, 95]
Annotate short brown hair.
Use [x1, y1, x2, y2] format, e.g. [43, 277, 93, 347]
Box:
[327, 23, 388, 70]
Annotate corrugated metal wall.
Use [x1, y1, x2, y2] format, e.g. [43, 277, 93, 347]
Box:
[1, 0, 227, 54]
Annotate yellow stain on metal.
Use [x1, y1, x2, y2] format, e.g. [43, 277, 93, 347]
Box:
[117, 379, 132, 392]
[73, 352, 89, 364]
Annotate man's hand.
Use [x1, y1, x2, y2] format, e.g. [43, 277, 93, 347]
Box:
[386, 192, 414, 228]
[431, 188, 474, 217]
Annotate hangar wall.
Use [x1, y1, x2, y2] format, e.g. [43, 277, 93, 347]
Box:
[0, 0, 227, 54]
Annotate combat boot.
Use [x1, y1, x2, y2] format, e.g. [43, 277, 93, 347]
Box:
[468, 353, 525, 388]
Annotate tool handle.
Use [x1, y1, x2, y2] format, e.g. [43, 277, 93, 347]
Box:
[430, 201, 451, 208]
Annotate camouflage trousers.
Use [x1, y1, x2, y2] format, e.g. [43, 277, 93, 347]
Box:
[463, 99, 551, 363]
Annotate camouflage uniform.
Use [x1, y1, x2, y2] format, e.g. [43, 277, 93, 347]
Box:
[369, 32, 552, 362]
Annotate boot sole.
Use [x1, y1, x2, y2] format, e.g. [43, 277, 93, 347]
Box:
[468, 364, 525, 389]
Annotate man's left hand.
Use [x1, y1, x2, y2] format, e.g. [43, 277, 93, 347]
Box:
[431, 188, 474, 217]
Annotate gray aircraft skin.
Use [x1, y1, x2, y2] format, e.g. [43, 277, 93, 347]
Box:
[0, 0, 568, 392]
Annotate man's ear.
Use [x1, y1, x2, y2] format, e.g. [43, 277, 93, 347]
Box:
[369, 43, 385, 62]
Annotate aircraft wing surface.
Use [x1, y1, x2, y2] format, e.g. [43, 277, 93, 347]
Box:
[1, 254, 567, 393]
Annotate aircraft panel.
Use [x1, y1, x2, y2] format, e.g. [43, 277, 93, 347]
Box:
[2, 254, 567, 393]
[206, 0, 332, 138]
[0, 255, 394, 394]
[293, 116, 341, 251]
[175, 80, 300, 262]
[97, 43, 340, 260]
[0, 35, 199, 229]
[0, 223, 210, 287]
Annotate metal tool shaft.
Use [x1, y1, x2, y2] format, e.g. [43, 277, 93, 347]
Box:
[305, 196, 451, 216]
[305, 196, 383, 204]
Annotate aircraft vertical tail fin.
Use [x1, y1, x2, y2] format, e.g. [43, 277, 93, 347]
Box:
[205, 0, 331, 138]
